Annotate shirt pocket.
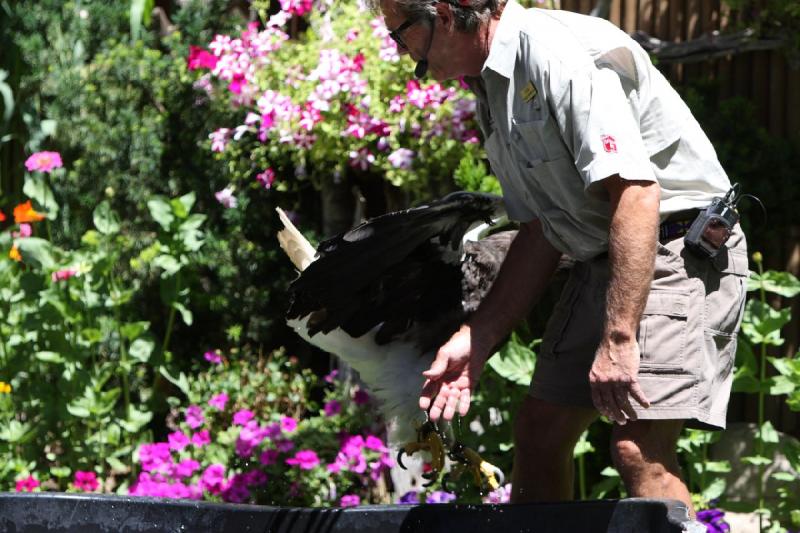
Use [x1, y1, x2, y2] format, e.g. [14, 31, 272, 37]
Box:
[510, 118, 569, 165]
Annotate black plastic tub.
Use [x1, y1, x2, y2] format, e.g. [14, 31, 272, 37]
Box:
[0, 493, 701, 532]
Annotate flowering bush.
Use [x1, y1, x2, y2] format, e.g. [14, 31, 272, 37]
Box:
[190, 1, 485, 207]
[129, 348, 396, 506]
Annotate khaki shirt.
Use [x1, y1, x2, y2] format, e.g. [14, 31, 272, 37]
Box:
[473, 1, 732, 260]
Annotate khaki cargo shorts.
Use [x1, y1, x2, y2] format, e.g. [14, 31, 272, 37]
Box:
[530, 224, 749, 430]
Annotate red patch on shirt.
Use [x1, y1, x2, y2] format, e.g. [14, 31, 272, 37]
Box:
[601, 134, 618, 153]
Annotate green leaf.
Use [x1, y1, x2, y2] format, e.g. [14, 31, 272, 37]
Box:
[771, 472, 797, 482]
[153, 254, 181, 277]
[704, 460, 731, 473]
[16, 238, 56, 269]
[35, 351, 64, 364]
[748, 271, 800, 297]
[147, 196, 174, 231]
[118, 406, 153, 433]
[760, 421, 780, 443]
[130, 0, 155, 40]
[23, 175, 59, 219]
[0, 420, 35, 443]
[66, 403, 90, 418]
[129, 338, 154, 363]
[172, 301, 193, 326]
[81, 328, 104, 344]
[50, 466, 72, 478]
[159, 366, 191, 398]
[171, 192, 195, 219]
[769, 375, 796, 396]
[106, 457, 127, 472]
[741, 300, 791, 346]
[487, 334, 537, 386]
[701, 477, 726, 501]
[741, 455, 773, 466]
[93, 201, 120, 235]
[120, 321, 150, 341]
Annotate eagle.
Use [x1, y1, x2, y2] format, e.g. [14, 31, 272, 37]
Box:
[277, 191, 513, 487]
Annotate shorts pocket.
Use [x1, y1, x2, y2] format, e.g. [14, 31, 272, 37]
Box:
[638, 290, 690, 369]
[540, 268, 584, 359]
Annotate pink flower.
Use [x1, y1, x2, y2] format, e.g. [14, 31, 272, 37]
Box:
[215, 186, 238, 209]
[256, 168, 275, 189]
[285, 450, 320, 470]
[74, 470, 99, 492]
[185, 405, 205, 429]
[51, 269, 77, 283]
[244, 469, 268, 486]
[15, 475, 40, 492]
[204, 350, 222, 364]
[279, 0, 313, 17]
[138, 442, 172, 473]
[201, 464, 226, 494]
[187, 46, 219, 71]
[388, 148, 415, 170]
[340, 494, 360, 507]
[209, 392, 228, 410]
[280, 416, 297, 433]
[324, 370, 338, 383]
[345, 29, 359, 42]
[12, 223, 32, 238]
[233, 409, 254, 426]
[191, 430, 211, 448]
[175, 459, 201, 478]
[483, 483, 511, 504]
[348, 148, 375, 171]
[324, 400, 341, 417]
[168, 431, 191, 451]
[25, 151, 62, 173]
[365, 435, 386, 451]
[209, 128, 231, 152]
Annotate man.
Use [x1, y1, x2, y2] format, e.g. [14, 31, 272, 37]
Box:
[372, 0, 749, 513]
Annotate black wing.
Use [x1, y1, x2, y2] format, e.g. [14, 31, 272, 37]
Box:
[287, 192, 506, 350]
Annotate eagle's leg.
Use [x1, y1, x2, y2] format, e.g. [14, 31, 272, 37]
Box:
[396, 420, 447, 486]
[447, 442, 505, 491]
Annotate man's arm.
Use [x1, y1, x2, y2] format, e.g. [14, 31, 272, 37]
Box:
[589, 175, 660, 424]
[421, 218, 562, 421]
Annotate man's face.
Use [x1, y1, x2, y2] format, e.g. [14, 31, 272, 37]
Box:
[380, 0, 453, 81]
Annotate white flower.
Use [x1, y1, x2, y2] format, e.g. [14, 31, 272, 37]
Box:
[215, 186, 238, 209]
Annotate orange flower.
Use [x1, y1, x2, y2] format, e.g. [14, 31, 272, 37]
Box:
[9, 244, 22, 262]
[13, 200, 45, 224]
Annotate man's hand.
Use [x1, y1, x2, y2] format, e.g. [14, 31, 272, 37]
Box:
[589, 335, 650, 424]
[420, 325, 489, 422]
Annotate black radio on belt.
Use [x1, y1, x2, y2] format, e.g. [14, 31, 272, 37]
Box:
[684, 185, 740, 259]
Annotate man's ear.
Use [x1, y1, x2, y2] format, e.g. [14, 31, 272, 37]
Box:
[434, 1, 455, 31]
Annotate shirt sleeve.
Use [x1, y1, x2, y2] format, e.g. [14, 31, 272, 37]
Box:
[551, 66, 656, 198]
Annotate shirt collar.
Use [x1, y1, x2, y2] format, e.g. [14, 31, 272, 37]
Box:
[482, 0, 526, 80]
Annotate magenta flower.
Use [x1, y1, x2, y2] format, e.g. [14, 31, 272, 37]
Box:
[244, 469, 268, 487]
[73, 471, 99, 492]
[187, 46, 219, 71]
[324, 370, 338, 383]
[191, 430, 211, 448]
[200, 464, 226, 494]
[426, 491, 456, 504]
[233, 409, 254, 426]
[25, 151, 63, 173]
[256, 168, 275, 189]
[279, 0, 313, 16]
[204, 350, 222, 364]
[174, 459, 201, 479]
[168, 431, 191, 451]
[276, 439, 294, 453]
[185, 405, 205, 429]
[280, 416, 297, 433]
[209, 392, 228, 411]
[324, 400, 341, 417]
[285, 450, 320, 470]
[340, 494, 360, 507]
[12, 223, 32, 239]
[364, 435, 386, 451]
[138, 442, 172, 473]
[15, 475, 40, 492]
[51, 268, 78, 283]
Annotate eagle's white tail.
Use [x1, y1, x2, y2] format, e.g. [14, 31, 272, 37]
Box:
[276, 208, 317, 272]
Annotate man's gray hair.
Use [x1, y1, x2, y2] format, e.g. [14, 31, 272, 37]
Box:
[367, 0, 507, 33]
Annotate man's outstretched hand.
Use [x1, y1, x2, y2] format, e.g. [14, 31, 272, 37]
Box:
[420, 325, 489, 422]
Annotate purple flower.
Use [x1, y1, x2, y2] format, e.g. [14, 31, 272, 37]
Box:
[192, 430, 210, 447]
[398, 490, 419, 504]
[696, 509, 730, 533]
[244, 469, 268, 487]
[168, 431, 190, 451]
[185, 405, 205, 429]
[426, 491, 456, 504]
[208, 393, 228, 410]
[353, 389, 370, 405]
[280, 416, 297, 433]
[340, 494, 360, 507]
[324, 400, 341, 417]
[233, 409, 254, 426]
[259, 449, 279, 466]
[276, 439, 295, 453]
[221, 473, 251, 503]
[285, 450, 320, 470]
[387, 148, 415, 170]
[204, 350, 222, 364]
[483, 483, 511, 504]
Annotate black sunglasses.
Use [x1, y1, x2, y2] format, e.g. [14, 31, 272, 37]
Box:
[388, 16, 422, 51]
